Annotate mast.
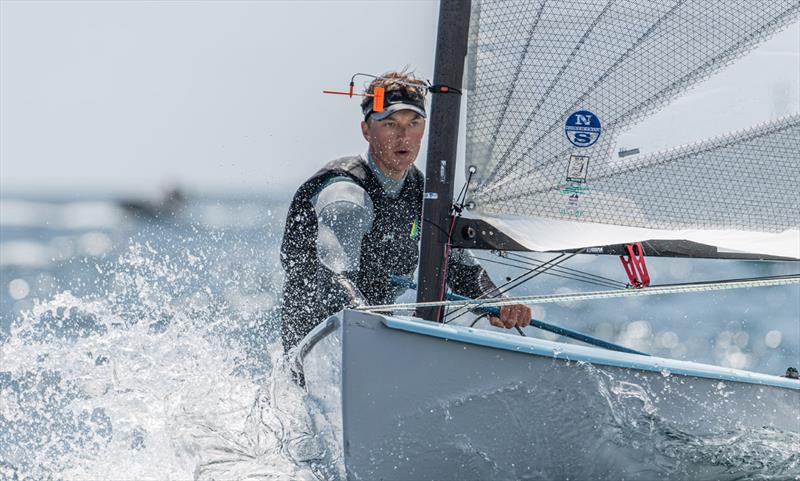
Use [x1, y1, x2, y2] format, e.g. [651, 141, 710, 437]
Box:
[416, 0, 472, 322]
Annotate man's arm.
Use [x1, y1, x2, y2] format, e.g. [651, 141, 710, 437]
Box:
[447, 248, 531, 328]
[312, 178, 373, 307]
[446, 248, 501, 299]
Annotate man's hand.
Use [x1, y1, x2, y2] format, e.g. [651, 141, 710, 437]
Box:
[489, 304, 531, 329]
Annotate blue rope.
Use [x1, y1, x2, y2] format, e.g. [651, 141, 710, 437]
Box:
[390, 275, 649, 357]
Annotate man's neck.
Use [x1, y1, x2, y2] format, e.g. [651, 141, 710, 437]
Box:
[365, 152, 408, 197]
[369, 151, 407, 180]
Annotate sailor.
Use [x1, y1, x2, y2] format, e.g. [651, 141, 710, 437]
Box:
[280, 71, 531, 352]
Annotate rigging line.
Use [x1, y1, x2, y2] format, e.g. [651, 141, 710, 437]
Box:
[470, 313, 489, 328]
[420, 217, 451, 238]
[484, 251, 580, 298]
[361, 275, 800, 312]
[449, 252, 566, 308]
[454, 184, 468, 208]
[496, 252, 627, 289]
[443, 253, 568, 324]
[530, 271, 623, 290]
[444, 252, 579, 324]
[438, 167, 477, 322]
[442, 263, 545, 324]
[504, 251, 625, 287]
[435, 214, 460, 320]
[454, 169, 472, 207]
[420, 164, 473, 322]
[451, 166, 475, 214]
[536, 270, 626, 290]
[468, 255, 624, 291]
[652, 273, 800, 288]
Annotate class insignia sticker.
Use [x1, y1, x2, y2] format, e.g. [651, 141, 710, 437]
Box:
[565, 110, 602, 147]
[566, 154, 589, 183]
[561, 154, 591, 219]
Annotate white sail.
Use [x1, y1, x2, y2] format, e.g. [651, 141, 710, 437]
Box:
[464, 0, 800, 258]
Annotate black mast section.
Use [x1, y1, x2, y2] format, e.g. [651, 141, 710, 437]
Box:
[416, 0, 472, 322]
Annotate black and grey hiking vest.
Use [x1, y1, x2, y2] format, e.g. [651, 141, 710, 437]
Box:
[280, 155, 424, 349]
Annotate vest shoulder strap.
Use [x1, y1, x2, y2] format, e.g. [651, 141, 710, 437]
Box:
[300, 155, 381, 200]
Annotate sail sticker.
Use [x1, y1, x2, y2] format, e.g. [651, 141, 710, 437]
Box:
[560, 183, 590, 218]
[561, 154, 591, 217]
[565, 110, 602, 147]
[423, 192, 438, 200]
[566, 154, 590, 183]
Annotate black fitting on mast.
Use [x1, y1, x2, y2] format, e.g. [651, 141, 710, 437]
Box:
[416, 0, 472, 322]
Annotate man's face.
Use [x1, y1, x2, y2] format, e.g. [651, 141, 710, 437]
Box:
[361, 110, 426, 179]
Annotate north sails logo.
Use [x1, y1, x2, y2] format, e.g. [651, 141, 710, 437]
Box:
[565, 110, 602, 147]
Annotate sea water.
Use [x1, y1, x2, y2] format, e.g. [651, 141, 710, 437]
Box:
[1, 194, 798, 479]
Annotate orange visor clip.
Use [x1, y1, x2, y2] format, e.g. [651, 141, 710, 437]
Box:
[322, 86, 385, 112]
[371, 87, 385, 112]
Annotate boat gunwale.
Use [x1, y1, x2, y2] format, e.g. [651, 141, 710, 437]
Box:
[293, 315, 341, 381]
[380, 313, 800, 391]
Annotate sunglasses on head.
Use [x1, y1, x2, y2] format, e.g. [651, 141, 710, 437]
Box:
[362, 87, 426, 119]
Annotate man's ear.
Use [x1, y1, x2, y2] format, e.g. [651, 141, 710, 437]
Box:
[360, 120, 370, 141]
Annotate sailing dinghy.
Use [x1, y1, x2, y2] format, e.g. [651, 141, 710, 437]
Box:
[299, 310, 798, 480]
[292, 0, 800, 478]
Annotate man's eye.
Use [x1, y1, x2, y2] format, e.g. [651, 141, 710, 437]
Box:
[384, 122, 396, 128]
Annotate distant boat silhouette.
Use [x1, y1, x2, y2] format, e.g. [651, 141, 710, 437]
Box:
[118, 187, 186, 221]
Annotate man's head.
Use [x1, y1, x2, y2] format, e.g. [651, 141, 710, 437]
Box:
[360, 71, 428, 180]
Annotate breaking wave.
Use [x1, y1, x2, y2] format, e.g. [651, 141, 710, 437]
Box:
[0, 236, 324, 480]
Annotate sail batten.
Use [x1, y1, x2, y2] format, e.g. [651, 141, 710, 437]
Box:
[465, 0, 800, 258]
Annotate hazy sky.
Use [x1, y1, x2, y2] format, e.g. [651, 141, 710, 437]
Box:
[1, 0, 439, 197]
[1, 1, 798, 198]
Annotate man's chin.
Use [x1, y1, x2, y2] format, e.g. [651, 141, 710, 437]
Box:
[389, 154, 416, 169]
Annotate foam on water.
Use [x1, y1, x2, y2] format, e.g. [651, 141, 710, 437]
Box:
[588, 364, 800, 480]
[0, 237, 323, 480]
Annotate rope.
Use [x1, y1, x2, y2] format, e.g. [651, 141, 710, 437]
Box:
[469, 253, 625, 290]
[361, 274, 800, 312]
[506, 252, 626, 288]
[438, 169, 476, 322]
[443, 252, 574, 324]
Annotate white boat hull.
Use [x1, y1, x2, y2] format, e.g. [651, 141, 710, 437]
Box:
[298, 310, 800, 480]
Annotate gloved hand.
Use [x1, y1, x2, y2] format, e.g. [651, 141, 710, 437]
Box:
[332, 272, 369, 308]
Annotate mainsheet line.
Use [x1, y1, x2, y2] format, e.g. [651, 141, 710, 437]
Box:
[359, 275, 800, 312]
